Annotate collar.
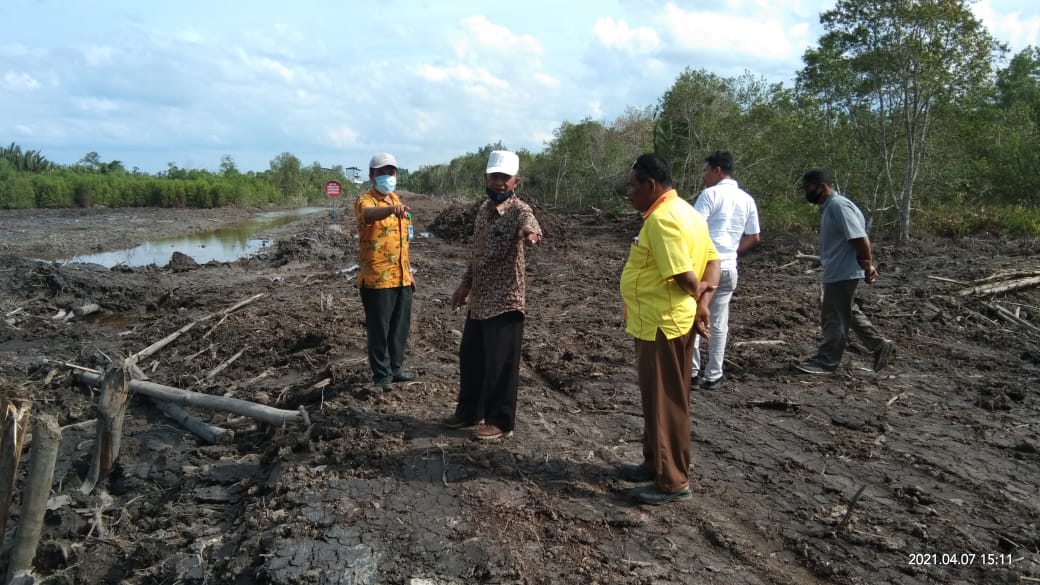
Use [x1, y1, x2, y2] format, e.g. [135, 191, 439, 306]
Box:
[368, 187, 398, 204]
[642, 189, 678, 220]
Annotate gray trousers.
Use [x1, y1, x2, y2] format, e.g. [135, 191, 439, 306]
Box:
[815, 279, 886, 368]
[693, 268, 737, 382]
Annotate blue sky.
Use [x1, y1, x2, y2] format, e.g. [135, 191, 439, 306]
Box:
[3, 0, 1038, 174]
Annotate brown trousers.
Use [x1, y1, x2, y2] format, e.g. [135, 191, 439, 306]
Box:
[635, 326, 696, 493]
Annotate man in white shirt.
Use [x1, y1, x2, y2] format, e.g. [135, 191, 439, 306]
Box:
[691, 151, 761, 390]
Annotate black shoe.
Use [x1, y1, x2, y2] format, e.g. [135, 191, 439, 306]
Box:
[632, 485, 692, 505]
[691, 374, 702, 387]
[618, 463, 655, 482]
[795, 360, 836, 375]
[441, 414, 477, 430]
[701, 375, 726, 390]
[374, 379, 393, 390]
[393, 370, 418, 382]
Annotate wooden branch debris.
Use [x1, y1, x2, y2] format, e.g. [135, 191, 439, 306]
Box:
[796, 252, 821, 262]
[836, 484, 867, 535]
[130, 293, 264, 364]
[733, 340, 786, 348]
[59, 362, 236, 444]
[205, 347, 248, 381]
[987, 302, 1040, 334]
[974, 269, 1040, 284]
[81, 364, 132, 495]
[74, 371, 302, 428]
[7, 414, 61, 583]
[151, 399, 233, 444]
[926, 275, 968, 286]
[0, 398, 32, 539]
[957, 275, 1040, 297]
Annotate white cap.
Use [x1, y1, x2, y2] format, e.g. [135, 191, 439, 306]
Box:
[369, 152, 398, 170]
[486, 150, 519, 176]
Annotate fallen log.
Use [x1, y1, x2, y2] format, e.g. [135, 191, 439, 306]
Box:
[973, 269, 1040, 284]
[958, 275, 1040, 297]
[151, 399, 233, 444]
[74, 371, 301, 427]
[81, 364, 132, 495]
[7, 414, 60, 583]
[987, 302, 1040, 334]
[0, 399, 32, 540]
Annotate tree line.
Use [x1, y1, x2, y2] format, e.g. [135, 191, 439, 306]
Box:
[0, 147, 362, 210]
[3, 0, 1038, 240]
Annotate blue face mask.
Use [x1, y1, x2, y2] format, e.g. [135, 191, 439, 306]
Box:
[486, 187, 513, 203]
[375, 174, 397, 195]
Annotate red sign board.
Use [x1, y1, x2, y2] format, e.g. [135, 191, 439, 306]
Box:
[324, 181, 342, 198]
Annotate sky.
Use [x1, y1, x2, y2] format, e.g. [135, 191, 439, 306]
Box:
[2, 0, 1039, 175]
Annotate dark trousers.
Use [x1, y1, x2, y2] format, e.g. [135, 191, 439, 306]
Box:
[360, 285, 413, 384]
[455, 311, 524, 432]
[636, 326, 696, 493]
[815, 279, 886, 368]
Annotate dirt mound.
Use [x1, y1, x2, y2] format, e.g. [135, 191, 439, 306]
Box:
[428, 201, 478, 242]
[268, 218, 356, 266]
[427, 193, 569, 245]
[166, 251, 199, 272]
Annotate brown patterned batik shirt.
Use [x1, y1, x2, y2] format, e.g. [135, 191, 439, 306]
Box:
[460, 196, 542, 320]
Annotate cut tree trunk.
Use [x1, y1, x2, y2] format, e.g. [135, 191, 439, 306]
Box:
[0, 398, 32, 540]
[80, 364, 131, 495]
[6, 414, 60, 583]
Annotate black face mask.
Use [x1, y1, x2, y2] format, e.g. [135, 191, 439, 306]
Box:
[486, 187, 514, 203]
[805, 187, 822, 204]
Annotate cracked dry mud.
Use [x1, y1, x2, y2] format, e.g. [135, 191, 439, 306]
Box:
[0, 194, 1037, 584]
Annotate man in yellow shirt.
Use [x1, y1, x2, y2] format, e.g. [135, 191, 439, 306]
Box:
[353, 153, 416, 390]
[619, 153, 720, 505]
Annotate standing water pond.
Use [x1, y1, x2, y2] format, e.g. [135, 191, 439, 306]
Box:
[62, 207, 327, 268]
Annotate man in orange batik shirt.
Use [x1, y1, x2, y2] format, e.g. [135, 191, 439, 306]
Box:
[354, 153, 417, 390]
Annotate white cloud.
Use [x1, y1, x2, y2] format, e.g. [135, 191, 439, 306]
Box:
[534, 72, 560, 88]
[593, 18, 660, 52]
[327, 125, 359, 147]
[80, 45, 115, 66]
[588, 99, 604, 119]
[460, 15, 543, 55]
[235, 48, 296, 82]
[416, 63, 508, 94]
[3, 71, 40, 91]
[410, 111, 440, 135]
[972, 0, 1040, 53]
[72, 97, 118, 112]
[661, 3, 799, 62]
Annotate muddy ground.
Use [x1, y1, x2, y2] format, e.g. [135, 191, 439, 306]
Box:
[0, 194, 1037, 585]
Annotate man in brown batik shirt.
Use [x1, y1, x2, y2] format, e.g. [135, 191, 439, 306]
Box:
[442, 150, 542, 440]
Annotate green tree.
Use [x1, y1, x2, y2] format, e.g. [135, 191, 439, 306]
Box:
[268, 152, 305, 202]
[985, 47, 1040, 204]
[798, 0, 1003, 241]
[654, 69, 740, 194]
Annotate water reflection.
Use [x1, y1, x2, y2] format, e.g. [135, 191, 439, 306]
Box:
[65, 207, 326, 268]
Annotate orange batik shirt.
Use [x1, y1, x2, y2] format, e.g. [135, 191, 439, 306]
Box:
[353, 188, 414, 289]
